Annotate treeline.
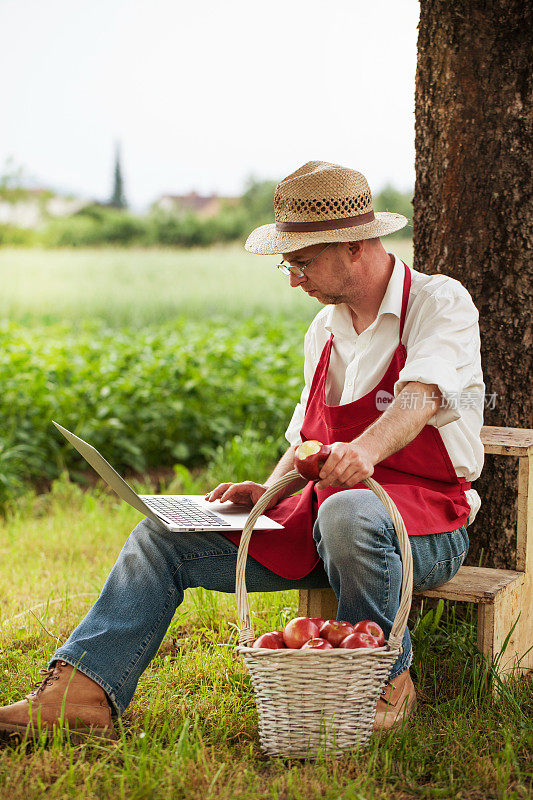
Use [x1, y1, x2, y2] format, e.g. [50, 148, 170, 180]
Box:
[0, 181, 413, 248]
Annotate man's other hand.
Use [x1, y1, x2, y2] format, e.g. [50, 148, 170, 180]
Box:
[315, 441, 375, 490]
[205, 481, 279, 510]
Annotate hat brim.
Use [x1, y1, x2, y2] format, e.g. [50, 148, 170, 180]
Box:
[245, 212, 409, 255]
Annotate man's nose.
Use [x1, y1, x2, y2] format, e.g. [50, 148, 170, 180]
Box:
[289, 272, 306, 288]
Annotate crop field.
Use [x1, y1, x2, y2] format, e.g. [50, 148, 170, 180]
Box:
[0, 243, 531, 798]
[0, 242, 413, 326]
[0, 245, 317, 326]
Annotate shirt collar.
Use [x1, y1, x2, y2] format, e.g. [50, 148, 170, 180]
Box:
[324, 253, 405, 338]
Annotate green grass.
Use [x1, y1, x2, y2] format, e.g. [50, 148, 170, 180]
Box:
[0, 475, 531, 799]
[0, 242, 413, 327]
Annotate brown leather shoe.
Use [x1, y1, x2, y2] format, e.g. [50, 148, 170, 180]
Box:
[0, 660, 115, 740]
[373, 668, 416, 731]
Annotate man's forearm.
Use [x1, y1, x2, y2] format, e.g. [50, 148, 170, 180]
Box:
[264, 444, 306, 499]
[357, 381, 442, 464]
[313, 381, 447, 490]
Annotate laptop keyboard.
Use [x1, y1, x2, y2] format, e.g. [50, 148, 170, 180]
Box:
[140, 496, 232, 527]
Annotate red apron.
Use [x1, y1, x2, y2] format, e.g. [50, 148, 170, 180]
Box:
[223, 262, 471, 580]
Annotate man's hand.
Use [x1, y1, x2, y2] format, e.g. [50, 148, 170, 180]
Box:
[316, 441, 375, 490]
[205, 481, 280, 510]
[205, 445, 305, 512]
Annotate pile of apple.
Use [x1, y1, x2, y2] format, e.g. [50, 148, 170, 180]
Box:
[252, 617, 385, 650]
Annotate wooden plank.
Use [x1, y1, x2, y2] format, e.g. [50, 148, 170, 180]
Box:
[299, 567, 523, 620]
[415, 566, 524, 603]
[516, 455, 532, 572]
[298, 588, 338, 620]
[476, 602, 494, 656]
[491, 572, 533, 678]
[481, 426, 533, 456]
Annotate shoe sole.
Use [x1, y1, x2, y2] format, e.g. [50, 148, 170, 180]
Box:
[0, 722, 116, 742]
[373, 698, 417, 732]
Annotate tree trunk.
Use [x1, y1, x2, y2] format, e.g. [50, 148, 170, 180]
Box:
[414, 0, 532, 569]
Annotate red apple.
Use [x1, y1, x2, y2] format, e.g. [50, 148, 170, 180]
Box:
[252, 632, 286, 649]
[261, 630, 285, 647]
[294, 440, 331, 481]
[339, 632, 379, 649]
[301, 637, 334, 650]
[283, 617, 320, 649]
[352, 620, 386, 647]
[309, 617, 325, 629]
[319, 619, 355, 647]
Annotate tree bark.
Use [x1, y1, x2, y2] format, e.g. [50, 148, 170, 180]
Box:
[414, 0, 532, 569]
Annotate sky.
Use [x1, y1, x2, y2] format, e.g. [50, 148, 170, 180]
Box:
[1, 0, 420, 211]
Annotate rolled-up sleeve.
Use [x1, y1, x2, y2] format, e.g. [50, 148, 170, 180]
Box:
[285, 393, 307, 447]
[393, 288, 482, 428]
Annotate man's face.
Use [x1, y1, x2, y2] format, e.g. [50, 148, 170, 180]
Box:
[281, 242, 357, 306]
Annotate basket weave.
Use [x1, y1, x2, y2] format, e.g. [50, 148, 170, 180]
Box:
[235, 470, 413, 758]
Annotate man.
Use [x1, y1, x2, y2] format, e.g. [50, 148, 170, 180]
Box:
[0, 161, 484, 739]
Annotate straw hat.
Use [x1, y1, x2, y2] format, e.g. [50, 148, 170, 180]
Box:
[245, 161, 408, 255]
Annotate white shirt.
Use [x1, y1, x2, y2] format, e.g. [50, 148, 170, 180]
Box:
[285, 254, 485, 526]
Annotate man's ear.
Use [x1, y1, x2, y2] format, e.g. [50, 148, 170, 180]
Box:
[346, 241, 364, 262]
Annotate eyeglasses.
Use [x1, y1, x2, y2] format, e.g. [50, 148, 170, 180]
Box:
[276, 243, 333, 277]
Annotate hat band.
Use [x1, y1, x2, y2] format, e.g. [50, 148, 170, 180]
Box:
[275, 210, 375, 232]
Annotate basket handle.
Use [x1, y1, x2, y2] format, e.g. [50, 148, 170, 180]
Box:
[235, 470, 413, 651]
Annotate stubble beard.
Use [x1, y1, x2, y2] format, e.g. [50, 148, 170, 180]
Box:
[316, 293, 344, 305]
[315, 260, 354, 306]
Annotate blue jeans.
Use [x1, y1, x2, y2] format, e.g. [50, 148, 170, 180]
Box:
[50, 489, 469, 716]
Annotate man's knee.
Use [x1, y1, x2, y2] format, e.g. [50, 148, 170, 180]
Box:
[129, 517, 164, 541]
[124, 518, 173, 563]
[314, 489, 393, 560]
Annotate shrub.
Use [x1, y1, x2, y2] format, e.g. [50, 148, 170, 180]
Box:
[0, 224, 37, 246]
[42, 215, 102, 247]
[42, 208, 146, 247]
[145, 207, 250, 248]
[374, 184, 413, 238]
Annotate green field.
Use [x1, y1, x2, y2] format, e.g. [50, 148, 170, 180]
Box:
[0, 242, 413, 326]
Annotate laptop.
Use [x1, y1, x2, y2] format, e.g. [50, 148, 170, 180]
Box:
[52, 421, 284, 534]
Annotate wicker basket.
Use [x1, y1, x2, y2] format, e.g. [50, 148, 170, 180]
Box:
[235, 470, 413, 758]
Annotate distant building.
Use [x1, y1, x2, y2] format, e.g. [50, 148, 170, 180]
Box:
[0, 188, 91, 229]
[153, 191, 239, 218]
